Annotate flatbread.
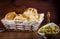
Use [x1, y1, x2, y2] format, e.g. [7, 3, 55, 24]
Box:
[23, 8, 40, 21]
[14, 14, 27, 20]
[5, 12, 17, 20]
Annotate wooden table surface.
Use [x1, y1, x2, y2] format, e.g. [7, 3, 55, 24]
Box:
[0, 31, 42, 39]
[0, 31, 60, 39]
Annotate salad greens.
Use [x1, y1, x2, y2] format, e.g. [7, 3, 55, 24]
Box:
[39, 25, 59, 34]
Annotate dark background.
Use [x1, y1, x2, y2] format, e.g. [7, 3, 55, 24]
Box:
[0, 0, 60, 28]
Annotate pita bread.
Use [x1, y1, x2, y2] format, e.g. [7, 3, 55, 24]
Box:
[5, 12, 16, 20]
[14, 14, 27, 20]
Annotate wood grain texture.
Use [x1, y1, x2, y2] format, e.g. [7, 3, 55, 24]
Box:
[0, 32, 43, 39]
[0, 31, 60, 39]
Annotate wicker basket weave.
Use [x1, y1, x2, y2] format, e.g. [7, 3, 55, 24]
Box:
[1, 13, 44, 31]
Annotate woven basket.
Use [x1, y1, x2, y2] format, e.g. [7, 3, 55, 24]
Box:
[1, 13, 44, 31]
